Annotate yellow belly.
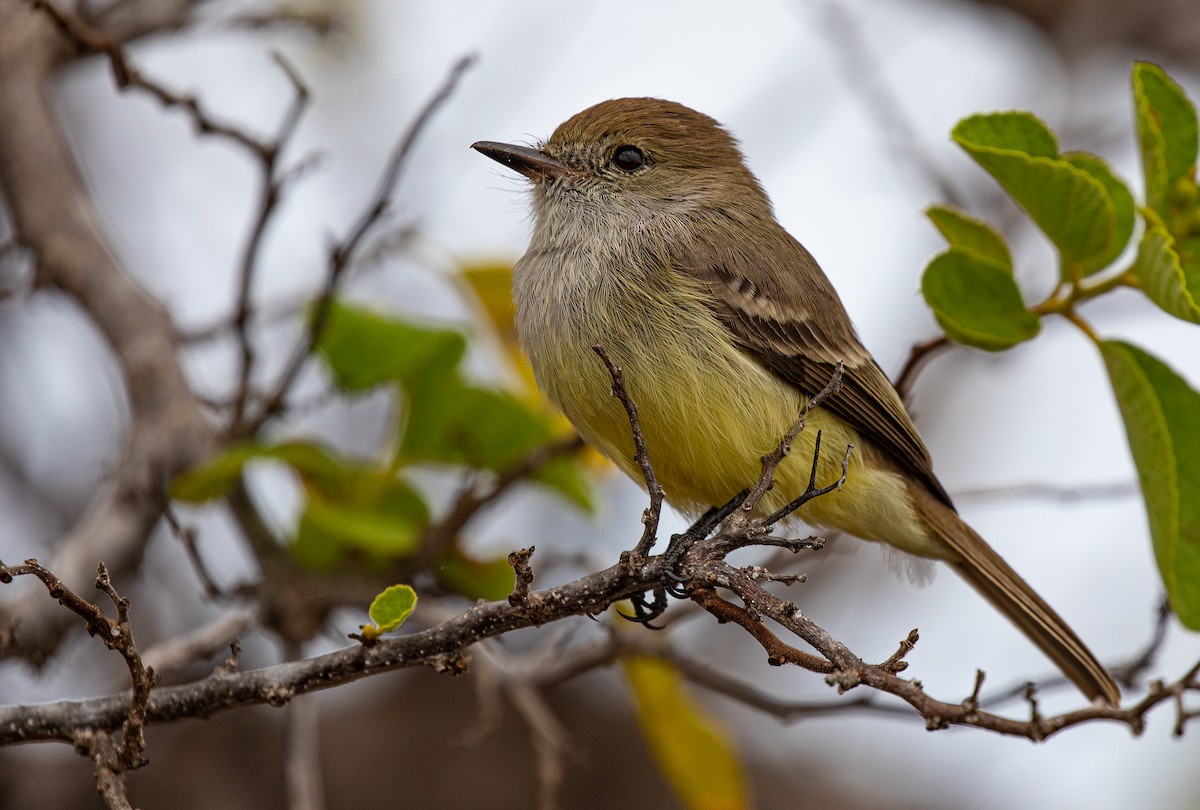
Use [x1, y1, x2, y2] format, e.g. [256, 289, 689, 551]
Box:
[521, 281, 942, 559]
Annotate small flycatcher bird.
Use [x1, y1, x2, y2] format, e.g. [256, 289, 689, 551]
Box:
[472, 98, 1119, 705]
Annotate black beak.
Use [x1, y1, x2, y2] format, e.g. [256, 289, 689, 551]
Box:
[471, 141, 572, 182]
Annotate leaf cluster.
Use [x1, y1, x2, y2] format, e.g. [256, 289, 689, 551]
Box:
[922, 63, 1200, 628]
[173, 299, 591, 607]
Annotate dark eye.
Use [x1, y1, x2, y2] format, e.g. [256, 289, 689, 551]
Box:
[611, 145, 646, 172]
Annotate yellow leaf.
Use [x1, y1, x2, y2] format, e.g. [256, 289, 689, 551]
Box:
[456, 260, 612, 472]
[457, 262, 537, 394]
[621, 655, 750, 810]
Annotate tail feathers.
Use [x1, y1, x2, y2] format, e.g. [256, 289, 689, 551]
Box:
[911, 485, 1120, 706]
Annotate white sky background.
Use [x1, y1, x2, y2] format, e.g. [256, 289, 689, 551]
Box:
[2, 0, 1199, 806]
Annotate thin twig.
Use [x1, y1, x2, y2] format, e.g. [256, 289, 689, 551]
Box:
[0, 560, 154, 768]
[894, 335, 950, 402]
[739, 362, 846, 518]
[761, 440, 852, 528]
[229, 52, 315, 429]
[93, 565, 154, 769]
[593, 344, 664, 563]
[160, 499, 225, 598]
[77, 730, 134, 810]
[417, 434, 584, 567]
[141, 607, 256, 676]
[248, 54, 477, 432]
[953, 479, 1138, 507]
[1114, 597, 1175, 687]
[32, 0, 275, 154]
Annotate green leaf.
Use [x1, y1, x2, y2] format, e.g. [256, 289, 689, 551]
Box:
[952, 113, 1116, 276]
[953, 111, 1059, 158]
[925, 205, 1012, 270]
[171, 443, 263, 502]
[434, 548, 516, 602]
[1101, 341, 1200, 630]
[622, 655, 748, 810]
[402, 373, 546, 466]
[171, 440, 349, 503]
[1062, 152, 1136, 273]
[266, 442, 353, 490]
[1131, 225, 1200, 323]
[295, 467, 429, 564]
[920, 249, 1041, 351]
[315, 299, 591, 509]
[367, 584, 417, 635]
[300, 490, 425, 557]
[1133, 62, 1199, 215]
[316, 300, 466, 392]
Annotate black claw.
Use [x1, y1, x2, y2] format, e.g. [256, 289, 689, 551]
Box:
[619, 588, 669, 627]
[663, 582, 690, 600]
[656, 490, 749, 597]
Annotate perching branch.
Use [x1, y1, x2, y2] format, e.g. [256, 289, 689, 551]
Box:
[1, 547, 1196, 748]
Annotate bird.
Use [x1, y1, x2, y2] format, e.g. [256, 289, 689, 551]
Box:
[472, 97, 1120, 706]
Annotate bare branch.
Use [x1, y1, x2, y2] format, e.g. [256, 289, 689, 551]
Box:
[0, 556, 663, 746]
[32, 0, 276, 154]
[1, 546, 1197, 748]
[77, 729, 134, 810]
[417, 434, 584, 568]
[228, 52, 313, 428]
[0, 1, 216, 663]
[894, 335, 950, 403]
[248, 53, 477, 432]
[0, 560, 154, 767]
[140, 606, 255, 675]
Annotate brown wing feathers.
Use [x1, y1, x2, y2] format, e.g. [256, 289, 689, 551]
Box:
[685, 232, 954, 507]
[681, 224, 1120, 706]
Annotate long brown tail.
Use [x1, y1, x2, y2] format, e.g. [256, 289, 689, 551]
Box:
[910, 483, 1120, 706]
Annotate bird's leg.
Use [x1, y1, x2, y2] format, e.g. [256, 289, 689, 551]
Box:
[661, 490, 748, 598]
[619, 587, 669, 627]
